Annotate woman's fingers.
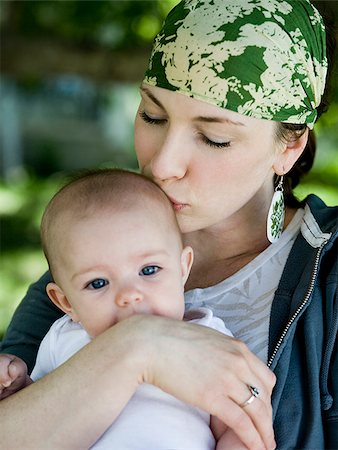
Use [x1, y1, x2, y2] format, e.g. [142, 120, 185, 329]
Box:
[244, 351, 276, 449]
[236, 387, 275, 450]
[207, 376, 275, 450]
[243, 396, 275, 450]
[211, 396, 271, 450]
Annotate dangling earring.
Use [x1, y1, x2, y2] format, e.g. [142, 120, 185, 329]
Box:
[267, 175, 285, 243]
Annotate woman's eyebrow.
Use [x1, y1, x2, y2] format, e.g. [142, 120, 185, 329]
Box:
[195, 116, 245, 127]
[140, 87, 164, 109]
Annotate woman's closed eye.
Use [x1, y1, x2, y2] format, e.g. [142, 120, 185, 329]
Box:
[86, 278, 109, 290]
[139, 265, 162, 276]
[140, 109, 231, 148]
[139, 110, 166, 125]
[200, 134, 231, 149]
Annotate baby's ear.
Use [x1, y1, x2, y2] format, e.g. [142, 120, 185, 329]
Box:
[181, 246, 194, 285]
[46, 282, 79, 322]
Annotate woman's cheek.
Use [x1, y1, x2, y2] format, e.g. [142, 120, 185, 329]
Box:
[134, 131, 147, 166]
[134, 120, 153, 162]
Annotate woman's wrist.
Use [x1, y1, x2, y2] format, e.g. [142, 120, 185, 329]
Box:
[113, 314, 184, 388]
[102, 314, 158, 386]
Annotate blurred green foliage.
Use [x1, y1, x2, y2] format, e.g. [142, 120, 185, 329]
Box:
[0, 175, 58, 336]
[1, 0, 177, 48]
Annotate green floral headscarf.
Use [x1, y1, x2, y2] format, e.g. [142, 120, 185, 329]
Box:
[144, 0, 327, 128]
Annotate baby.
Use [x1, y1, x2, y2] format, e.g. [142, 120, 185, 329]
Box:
[0, 168, 243, 449]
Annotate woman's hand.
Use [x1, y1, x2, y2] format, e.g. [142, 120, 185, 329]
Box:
[137, 315, 276, 450]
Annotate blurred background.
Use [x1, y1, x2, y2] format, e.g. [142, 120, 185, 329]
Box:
[0, 0, 337, 340]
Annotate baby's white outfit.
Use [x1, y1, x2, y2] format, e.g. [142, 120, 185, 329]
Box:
[31, 307, 232, 450]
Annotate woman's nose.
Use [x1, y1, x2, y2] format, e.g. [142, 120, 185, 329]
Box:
[151, 131, 188, 182]
[115, 287, 143, 308]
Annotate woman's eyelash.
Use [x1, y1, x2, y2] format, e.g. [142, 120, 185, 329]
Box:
[140, 111, 166, 125]
[201, 135, 231, 149]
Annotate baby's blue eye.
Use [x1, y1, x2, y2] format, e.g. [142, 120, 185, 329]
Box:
[140, 266, 160, 276]
[87, 279, 108, 290]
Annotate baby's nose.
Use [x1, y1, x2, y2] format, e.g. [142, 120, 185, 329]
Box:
[115, 287, 143, 307]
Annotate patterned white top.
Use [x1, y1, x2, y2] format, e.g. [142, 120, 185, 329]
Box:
[185, 209, 305, 362]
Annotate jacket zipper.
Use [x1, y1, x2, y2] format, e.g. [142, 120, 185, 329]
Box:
[267, 241, 327, 369]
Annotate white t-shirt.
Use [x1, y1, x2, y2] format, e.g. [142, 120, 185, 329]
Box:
[185, 209, 304, 362]
[31, 307, 232, 450]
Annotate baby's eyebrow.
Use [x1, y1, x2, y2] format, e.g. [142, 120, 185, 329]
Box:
[137, 249, 171, 259]
[71, 265, 107, 281]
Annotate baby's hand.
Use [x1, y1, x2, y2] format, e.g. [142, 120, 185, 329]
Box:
[0, 354, 33, 400]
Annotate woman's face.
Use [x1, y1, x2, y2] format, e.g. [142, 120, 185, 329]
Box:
[134, 84, 281, 234]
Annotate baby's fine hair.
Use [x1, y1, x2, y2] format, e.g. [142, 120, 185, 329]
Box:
[41, 168, 180, 274]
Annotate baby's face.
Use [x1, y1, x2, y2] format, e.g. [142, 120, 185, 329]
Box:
[52, 205, 192, 338]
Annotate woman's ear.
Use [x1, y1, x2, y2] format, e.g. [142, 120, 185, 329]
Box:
[273, 128, 309, 175]
[180, 246, 194, 286]
[46, 282, 79, 322]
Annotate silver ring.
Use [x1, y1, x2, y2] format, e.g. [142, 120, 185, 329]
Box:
[240, 385, 260, 407]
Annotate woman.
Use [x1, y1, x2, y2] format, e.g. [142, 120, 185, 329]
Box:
[1, 0, 336, 448]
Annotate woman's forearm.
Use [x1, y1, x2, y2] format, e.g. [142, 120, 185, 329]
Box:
[0, 316, 146, 449]
[0, 314, 276, 450]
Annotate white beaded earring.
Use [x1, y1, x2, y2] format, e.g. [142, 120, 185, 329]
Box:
[267, 175, 285, 243]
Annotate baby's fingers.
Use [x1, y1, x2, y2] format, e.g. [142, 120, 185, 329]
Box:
[0, 354, 14, 386]
[0, 355, 31, 400]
